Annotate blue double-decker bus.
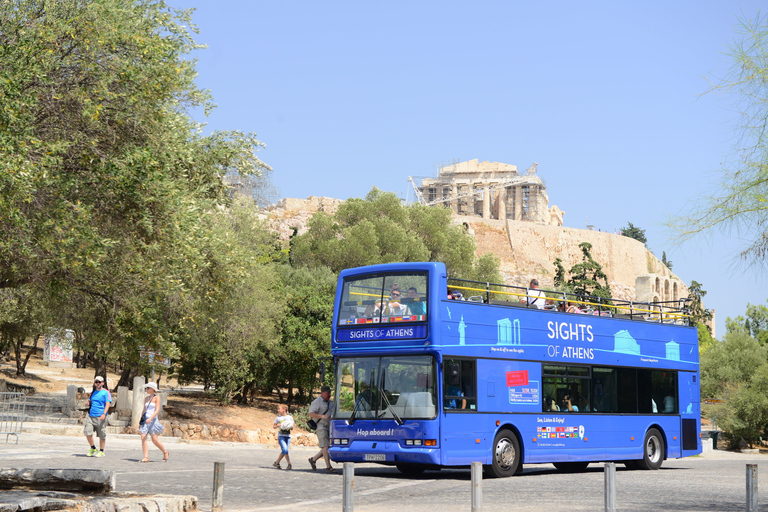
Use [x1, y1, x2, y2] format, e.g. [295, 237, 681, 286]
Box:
[328, 262, 701, 477]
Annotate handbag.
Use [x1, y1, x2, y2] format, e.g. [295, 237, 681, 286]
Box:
[307, 419, 317, 431]
[140, 412, 147, 426]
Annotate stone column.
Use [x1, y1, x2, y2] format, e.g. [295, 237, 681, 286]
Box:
[498, 186, 507, 220]
[482, 186, 490, 219]
[514, 185, 523, 220]
[131, 376, 146, 428]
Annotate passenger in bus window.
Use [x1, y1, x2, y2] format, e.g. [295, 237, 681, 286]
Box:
[445, 365, 466, 409]
[406, 287, 427, 315]
[561, 394, 578, 411]
[542, 396, 558, 412]
[578, 395, 594, 412]
[663, 395, 675, 413]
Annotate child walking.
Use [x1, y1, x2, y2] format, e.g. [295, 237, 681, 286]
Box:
[272, 404, 294, 469]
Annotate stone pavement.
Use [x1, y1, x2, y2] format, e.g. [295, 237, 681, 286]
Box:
[2, 432, 768, 512]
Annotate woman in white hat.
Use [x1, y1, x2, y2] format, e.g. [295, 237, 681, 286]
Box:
[139, 382, 169, 462]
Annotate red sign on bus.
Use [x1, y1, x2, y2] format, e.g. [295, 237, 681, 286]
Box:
[506, 370, 529, 387]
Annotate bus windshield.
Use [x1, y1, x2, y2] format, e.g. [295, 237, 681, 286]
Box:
[337, 272, 428, 326]
[336, 355, 437, 420]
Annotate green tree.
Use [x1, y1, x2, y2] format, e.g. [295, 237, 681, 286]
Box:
[291, 188, 499, 280]
[619, 222, 647, 246]
[253, 265, 336, 404]
[174, 197, 284, 403]
[701, 327, 768, 446]
[688, 280, 714, 345]
[661, 251, 673, 270]
[566, 243, 612, 301]
[672, 14, 768, 265]
[0, 0, 269, 380]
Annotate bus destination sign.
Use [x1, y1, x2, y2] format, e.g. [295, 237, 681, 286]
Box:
[337, 324, 428, 342]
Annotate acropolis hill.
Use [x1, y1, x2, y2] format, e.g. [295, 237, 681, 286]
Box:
[264, 159, 689, 310]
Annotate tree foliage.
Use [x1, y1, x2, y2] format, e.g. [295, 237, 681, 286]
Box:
[564, 243, 612, 301]
[672, 14, 768, 265]
[173, 197, 284, 403]
[619, 222, 647, 246]
[701, 326, 768, 446]
[290, 188, 499, 280]
[0, 0, 270, 384]
[687, 280, 713, 342]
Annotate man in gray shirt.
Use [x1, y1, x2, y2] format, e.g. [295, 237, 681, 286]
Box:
[308, 385, 336, 473]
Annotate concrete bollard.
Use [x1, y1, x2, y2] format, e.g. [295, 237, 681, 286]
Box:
[343, 462, 354, 512]
[604, 462, 616, 512]
[747, 464, 758, 512]
[212, 462, 225, 512]
[471, 461, 483, 512]
[131, 376, 146, 428]
[66, 385, 77, 413]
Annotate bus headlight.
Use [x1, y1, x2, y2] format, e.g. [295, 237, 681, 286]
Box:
[332, 438, 349, 445]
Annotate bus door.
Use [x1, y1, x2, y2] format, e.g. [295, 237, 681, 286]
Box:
[440, 358, 483, 465]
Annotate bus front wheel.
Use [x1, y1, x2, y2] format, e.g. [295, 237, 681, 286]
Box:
[486, 429, 521, 478]
[636, 428, 665, 470]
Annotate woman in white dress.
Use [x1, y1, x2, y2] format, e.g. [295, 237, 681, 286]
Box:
[139, 382, 169, 462]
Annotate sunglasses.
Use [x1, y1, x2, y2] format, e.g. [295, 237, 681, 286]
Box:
[391, 293, 401, 297]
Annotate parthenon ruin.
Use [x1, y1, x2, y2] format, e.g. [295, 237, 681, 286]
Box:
[412, 159, 564, 226]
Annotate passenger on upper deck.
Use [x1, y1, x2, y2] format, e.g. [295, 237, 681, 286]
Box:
[523, 279, 546, 309]
[406, 287, 426, 315]
[365, 283, 412, 317]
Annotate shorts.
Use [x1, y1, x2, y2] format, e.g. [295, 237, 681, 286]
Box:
[84, 416, 107, 439]
[316, 428, 330, 448]
[278, 435, 291, 454]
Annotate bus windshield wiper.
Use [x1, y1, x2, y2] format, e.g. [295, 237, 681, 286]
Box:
[346, 395, 364, 426]
[378, 388, 403, 425]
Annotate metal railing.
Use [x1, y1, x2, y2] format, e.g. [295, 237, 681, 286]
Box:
[0, 392, 26, 444]
[447, 278, 692, 326]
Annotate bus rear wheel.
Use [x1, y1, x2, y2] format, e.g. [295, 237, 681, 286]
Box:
[553, 462, 590, 472]
[636, 428, 664, 470]
[485, 429, 521, 478]
[396, 463, 426, 475]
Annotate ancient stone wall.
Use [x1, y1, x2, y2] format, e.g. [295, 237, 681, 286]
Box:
[264, 197, 689, 305]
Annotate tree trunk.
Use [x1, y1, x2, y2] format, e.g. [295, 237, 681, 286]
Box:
[17, 334, 40, 376]
[116, 364, 141, 389]
[93, 358, 108, 382]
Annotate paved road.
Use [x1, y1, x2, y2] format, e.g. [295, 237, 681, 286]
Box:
[2, 434, 767, 511]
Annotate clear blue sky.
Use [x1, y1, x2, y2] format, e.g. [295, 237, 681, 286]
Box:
[177, 1, 766, 337]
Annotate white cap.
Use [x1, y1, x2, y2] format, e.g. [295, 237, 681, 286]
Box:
[144, 382, 158, 391]
[94, 376, 104, 382]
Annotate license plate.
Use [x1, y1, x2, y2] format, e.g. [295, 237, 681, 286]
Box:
[364, 453, 386, 461]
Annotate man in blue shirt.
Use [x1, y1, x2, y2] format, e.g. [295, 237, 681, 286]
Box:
[84, 376, 111, 457]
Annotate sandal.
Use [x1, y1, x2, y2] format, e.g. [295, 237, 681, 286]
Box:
[140, 458, 150, 463]
[286, 464, 292, 470]
[326, 467, 337, 473]
[308, 457, 317, 471]
[162, 452, 170, 462]
[272, 461, 281, 469]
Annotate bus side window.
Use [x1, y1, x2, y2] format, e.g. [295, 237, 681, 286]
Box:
[443, 359, 476, 411]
